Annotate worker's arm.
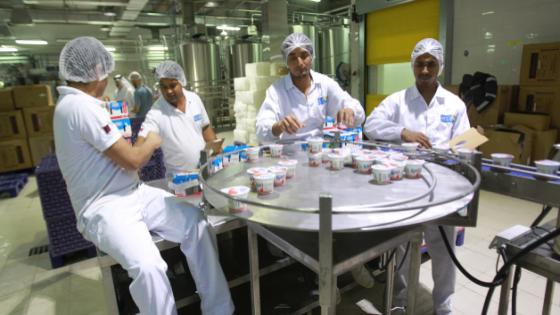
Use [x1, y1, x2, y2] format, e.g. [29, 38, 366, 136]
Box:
[325, 77, 365, 127]
[105, 132, 161, 170]
[363, 96, 405, 142]
[256, 86, 285, 143]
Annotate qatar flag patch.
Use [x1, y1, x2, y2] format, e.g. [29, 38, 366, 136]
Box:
[102, 124, 112, 134]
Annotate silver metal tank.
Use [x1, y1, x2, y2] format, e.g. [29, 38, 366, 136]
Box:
[180, 40, 220, 87]
[231, 41, 263, 78]
[290, 24, 319, 70]
[319, 25, 350, 77]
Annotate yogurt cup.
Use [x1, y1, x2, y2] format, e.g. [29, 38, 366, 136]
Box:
[308, 152, 322, 167]
[308, 137, 324, 154]
[246, 147, 260, 162]
[491, 153, 514, 167]
[401, 142, 419, 153]
[351, 152, 364, 168]
[246, 167, 269, 192]
[389, 153, 408, 162]
[433, 144, 450, 155]
[534, 160, 560, 176]
[278, 159, 298, 178]
[371, 165, 392, 184]
[328, 153, 345, 170]
[405, 159, 425, 179]
[254, 173, 274, 195]
[333, 148, 352, 165]
[269, 144, 283, 158]
[322, 148, 331, 163]
[221, 186, 250, 213]
[457, 148, 474, 162]
[387, 161, 406, 180]
[355, 155, 374, 174]
[269, 166, 288, 186]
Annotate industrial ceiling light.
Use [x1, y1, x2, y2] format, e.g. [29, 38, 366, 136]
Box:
[205, 1, 219, 7]
[220, 30, 228, 37]
[309, 0, 321, 2]
[148, 45, 167, 51]
[15, 39, 48, 45]
[105, 46, 116, 52]
[216, 25, 240, 31]
[0, 46, 18, 52]
[104, 11, 117, 17]
[100, 26, 111, 32]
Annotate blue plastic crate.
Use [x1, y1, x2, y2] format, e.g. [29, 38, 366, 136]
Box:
[45, 214, 95, 259]
[35, 155, 75, 219]
[0, 180, 25, 198]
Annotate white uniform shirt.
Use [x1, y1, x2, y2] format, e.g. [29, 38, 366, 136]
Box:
[114, 85, 135, 108]
[54, 86, 139, 231]
[364, 84, 470, 146]
[256, 70, 365, 144]
[139, 89, 210, 175]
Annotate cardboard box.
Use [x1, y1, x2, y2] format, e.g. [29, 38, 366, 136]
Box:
[466, 85, 518, 127]
[529, 128, 558, 161]
[0, 88, 14, 112]
[0, 110, 27, 140]
[0, 138, 32, 172]
[518, 85, 560, 130]
[480, 127, 532, 165]
[12, 85, 54, 108]
[27, 135, 55, 166]
[22, 106, 54, 137]
[504, 112, 550, 131]
[520, 42, 560, 86]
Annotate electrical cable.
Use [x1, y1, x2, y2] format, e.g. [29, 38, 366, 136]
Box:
[396, 242, 410, 272]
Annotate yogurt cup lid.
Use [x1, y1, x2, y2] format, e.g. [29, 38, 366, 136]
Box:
[268, 166, 288, 173]
[371, 164, 392, 171]
[328, 153, 344, 160]
[402, 142, 419, 148]
[407, 159, 425, 165]
[254, 173, 275, 180]
[278, 159, 298, 166]
[491, 153, 513, 159]
[247, 167, 268, 175]
[222, 186, 250, 196]
[355, 155, 373, 161]
[535, 159, 560, 166]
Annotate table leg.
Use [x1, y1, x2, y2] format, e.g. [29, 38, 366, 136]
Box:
[319, 194, 334, 315]
[406, 235, 421, 315]
[384, 252, 396, 315]
[248, 226, 261, 315]
[498, 265, 513, 315]
[542, 279, 554, 315]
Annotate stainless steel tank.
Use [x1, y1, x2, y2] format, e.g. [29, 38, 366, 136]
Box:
[180, 40, 220, 87]
[231, 41, 263, 78]
[290, 24, 319, 70]
[319, 25, 350, 77]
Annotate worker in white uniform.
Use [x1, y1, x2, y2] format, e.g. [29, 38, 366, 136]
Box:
[256, 32, 365, 144]
[114, 73, 135, 109]
[53, 37, 234, 315]
[136, 60, 220, 176]
[364, 38, 470, 315]
[255, 32, 374, 290]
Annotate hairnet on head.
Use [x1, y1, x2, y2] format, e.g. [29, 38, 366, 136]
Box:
[411, 38, 444, 76]
[155, 60, 187, 86]
[59, 37, 114, 83]
[128, 71, 142, 81]
[281, 32, 314, 62]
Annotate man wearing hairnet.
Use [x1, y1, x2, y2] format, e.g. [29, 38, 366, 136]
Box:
[53, 37, 234, 315]
[113, 74, 135, 109]
[364, 38, 470, 315]
[256, 32, 365, 143]
[128, 71, 153, 118]
[136, 60, 221, 176]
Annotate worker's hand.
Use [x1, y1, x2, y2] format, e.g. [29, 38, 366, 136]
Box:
[401, 128, 431, 149]
[271, 115, 304, 136]
[336, 108, 355, 127]
[145, 131, 162, 149]
[102, 96, 110, 102]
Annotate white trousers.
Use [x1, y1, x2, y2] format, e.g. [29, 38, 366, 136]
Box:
[394, 225, 456, 315]
[82, 183, 234, 315]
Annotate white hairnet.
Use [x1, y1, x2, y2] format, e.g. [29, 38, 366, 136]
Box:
[59, 37, 114, 83]
[128, 71, 142, 81]
[411, 38, 444, 76]
[281, 32, 314, 62]
[155, 60, 187, 86]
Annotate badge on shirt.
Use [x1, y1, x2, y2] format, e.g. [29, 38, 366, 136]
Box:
[317, 96, 328, 106]
[102, 124, 112, 134]
[440, 114, 456, 123]
[193, 114, 202, 122]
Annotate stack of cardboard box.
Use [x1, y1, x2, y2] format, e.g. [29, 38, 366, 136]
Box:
[504, 42, 560, 163]
[0, 85, 54, 173]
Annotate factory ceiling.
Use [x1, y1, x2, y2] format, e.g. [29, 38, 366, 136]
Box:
[0, 0, 350, 55]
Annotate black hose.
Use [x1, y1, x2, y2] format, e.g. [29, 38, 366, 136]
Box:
[397, 242, 410, 271]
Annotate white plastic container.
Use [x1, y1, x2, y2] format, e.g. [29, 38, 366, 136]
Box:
[269, 144, 283, 158]
[401, 142, 419, 152]
[457, 148, 474, 162]
[388, 161, 406, 180]
[246, 147, 260, 162]
[221, 186, 250, 213]
[247, 167, 269, 192]
[308, 152, 322, 167]
[405, 160, 425, 179]
[322, 148, 331, 163]
[371, 165, 392, 185]
[491, 153, 514, 167]
[269, 166, 288, 187]
[351, 151, 364, 168]
[328, 153, 345, 170]
[433, 144, 450, 155]
[254, 173, 274, 195]
[534, 160, 560, 175]
[308, 137, 324, 154]
[278, 159, 297, 178]
[355, 155, 374, 174]
[389, 153, 408, 162]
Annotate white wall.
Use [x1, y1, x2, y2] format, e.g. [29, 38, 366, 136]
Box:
[452, 0, 560, 85]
